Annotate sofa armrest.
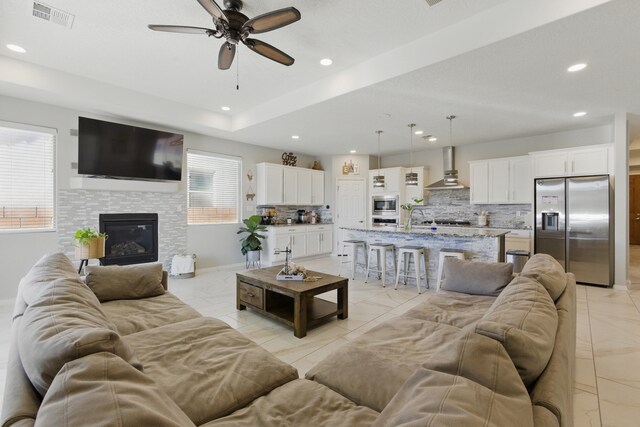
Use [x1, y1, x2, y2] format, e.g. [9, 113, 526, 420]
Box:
[1, 320, 41, 427]
[162, 270, 168, 290]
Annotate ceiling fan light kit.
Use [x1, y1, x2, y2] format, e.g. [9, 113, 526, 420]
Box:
[149, 0, 301, 70]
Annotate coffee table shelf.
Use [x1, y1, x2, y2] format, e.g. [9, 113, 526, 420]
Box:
[236, 266, 348, 338]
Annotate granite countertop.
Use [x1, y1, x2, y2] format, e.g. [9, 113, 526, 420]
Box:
[266, 222, 333, 227]
[341, 226, 509, 238]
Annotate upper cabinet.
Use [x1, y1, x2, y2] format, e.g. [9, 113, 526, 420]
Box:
[531, 144, 612, 178]
[469, 156, 532, 204]
[257, 163, 325, 206]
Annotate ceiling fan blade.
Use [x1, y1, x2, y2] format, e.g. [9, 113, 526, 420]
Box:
[244, 38, 294, 66]
[196, 0, 228, 23]
[148, 24, 215, 35]
[242, 7, 301, 34]
[218, 42, 236, 70]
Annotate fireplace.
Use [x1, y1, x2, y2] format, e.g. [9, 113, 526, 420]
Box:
[99, 213, 158, 266]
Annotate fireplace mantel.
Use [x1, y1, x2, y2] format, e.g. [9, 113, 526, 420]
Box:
[70, 176, 180, 193]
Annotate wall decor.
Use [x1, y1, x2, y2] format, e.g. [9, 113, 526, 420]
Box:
[341, 160, 360, 175]
[311, 161, 322, 170]
[246, 169, 255, 201]
[282, 152, 297, 166]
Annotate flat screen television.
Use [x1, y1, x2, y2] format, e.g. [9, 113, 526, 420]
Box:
[78, 117, 184, 181]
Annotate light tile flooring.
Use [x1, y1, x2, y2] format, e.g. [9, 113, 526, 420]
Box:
[1, 255, 640, 426]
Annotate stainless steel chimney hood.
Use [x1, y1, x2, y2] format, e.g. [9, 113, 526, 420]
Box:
[425, 146, 467, 190]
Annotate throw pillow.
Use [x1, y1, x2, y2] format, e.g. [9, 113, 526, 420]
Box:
[85, 263, 164, 302]
[520, 253, 567, 301]
[441, 258, 513, 296]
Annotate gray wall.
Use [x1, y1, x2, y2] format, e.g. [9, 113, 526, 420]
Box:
[0, 95, 315, 299]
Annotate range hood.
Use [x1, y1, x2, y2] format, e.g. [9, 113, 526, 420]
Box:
[425, 146, 467, 190]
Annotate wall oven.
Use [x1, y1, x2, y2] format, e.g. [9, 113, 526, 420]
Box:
[372, 195, 399, 216]
[372, 217, 399, 229]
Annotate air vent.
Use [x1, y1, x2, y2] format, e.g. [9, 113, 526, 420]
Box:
[32, 1, 75, 29]
[425, 0, 445, 6]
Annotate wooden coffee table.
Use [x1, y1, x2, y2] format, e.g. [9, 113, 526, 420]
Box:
[236, 266, 348, 338]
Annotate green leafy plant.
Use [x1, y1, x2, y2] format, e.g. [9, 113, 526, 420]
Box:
[73, 227, 107, 246]
[237, 215, 267, 255]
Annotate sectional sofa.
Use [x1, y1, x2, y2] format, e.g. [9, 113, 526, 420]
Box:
[2, 252, 575, 426]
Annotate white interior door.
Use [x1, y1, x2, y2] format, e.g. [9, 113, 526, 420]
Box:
[336, 179, 366, 254]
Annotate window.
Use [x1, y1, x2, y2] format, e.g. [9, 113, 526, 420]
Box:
[0, 122, 56, 231]
[187, 150, 241, 224]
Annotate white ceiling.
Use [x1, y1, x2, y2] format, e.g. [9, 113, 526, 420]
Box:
[1, 0, 637, 155]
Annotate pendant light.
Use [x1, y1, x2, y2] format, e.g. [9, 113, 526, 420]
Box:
[373, 130, 385, 188]
[405, 123, 418, 186]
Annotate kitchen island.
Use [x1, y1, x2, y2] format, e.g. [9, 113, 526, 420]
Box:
[341, 226, 509, 286]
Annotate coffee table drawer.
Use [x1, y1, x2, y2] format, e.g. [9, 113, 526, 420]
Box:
[238, 282, 264, 309]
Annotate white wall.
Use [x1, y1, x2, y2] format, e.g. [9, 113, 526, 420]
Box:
[382, 125, 613, 185]
[0, 95, 315, 299]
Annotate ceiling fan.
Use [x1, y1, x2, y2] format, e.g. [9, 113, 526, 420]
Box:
[148, 0, 301, 70]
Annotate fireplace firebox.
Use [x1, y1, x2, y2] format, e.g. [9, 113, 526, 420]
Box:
[99, 213, 158, 266]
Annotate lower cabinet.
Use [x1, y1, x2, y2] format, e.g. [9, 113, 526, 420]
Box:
[263, 225, 333, 266]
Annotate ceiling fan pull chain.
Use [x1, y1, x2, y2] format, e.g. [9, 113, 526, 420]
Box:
[236, 48, 240, 90]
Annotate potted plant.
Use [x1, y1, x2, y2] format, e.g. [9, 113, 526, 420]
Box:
[74, 227, 107, 260]
[237, 215, 267, 267]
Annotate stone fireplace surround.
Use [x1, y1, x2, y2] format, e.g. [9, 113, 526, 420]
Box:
[58, 189, 186, 269]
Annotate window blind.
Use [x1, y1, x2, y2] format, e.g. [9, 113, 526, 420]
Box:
[187, 150, 241, 224]
[0, 122, 56, 231]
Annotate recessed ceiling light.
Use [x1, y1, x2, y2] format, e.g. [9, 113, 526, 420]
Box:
[291, 135, 300, 140]
[350, 150, 357, 154]
[320, 58, 333, 66]
[573, 111, 587, 117]
[567, 63, 587, 72]
[429, 137, 437, 142]
[221, 106, 231, 111]
[414, 130, 424, 135]
[6, 44, 26, 53]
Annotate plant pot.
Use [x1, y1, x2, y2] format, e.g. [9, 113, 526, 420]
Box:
[245, 249, 261, 268]
[75, 236, 106, 260]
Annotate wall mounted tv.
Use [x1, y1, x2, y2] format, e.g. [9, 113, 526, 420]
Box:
[78, 117, 184, 181]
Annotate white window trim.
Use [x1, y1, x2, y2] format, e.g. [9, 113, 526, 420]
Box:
[0, 120, 57, 234]
[186, 149, 242, 226]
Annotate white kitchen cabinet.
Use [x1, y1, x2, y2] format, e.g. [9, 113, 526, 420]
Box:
[262, 225, 332, 266]
[509, 156, 533, 203]
[297, 168, 312, 205]
[469, 161, 489, 204]
[488, 159, 510, 204]
[256, 163, 283, 205]
[283, 167, 298, 205]
[470, 156, 532, 204]
[369, 167, 403, 194]
[531, 144, 611, 178]
[311, 170, 325, 206]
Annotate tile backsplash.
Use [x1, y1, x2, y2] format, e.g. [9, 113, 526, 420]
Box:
[412, 189, 532, 228]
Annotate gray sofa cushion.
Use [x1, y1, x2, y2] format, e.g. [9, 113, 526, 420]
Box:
[402, 290, 496, 328]
[306, 317, 464, 412]
[475, 276, 558, 386]
[441, 258, 513, 296]
[125, 316, 298, 425]
[18, 254, 142, 396]
[85, 263, 165, 302]
[35, 352, 195, 427]
[202, 379, 379, 427]
[373, 332, 534, 427]
[101, 292, 201, 335]
[520, 253, 567, 301]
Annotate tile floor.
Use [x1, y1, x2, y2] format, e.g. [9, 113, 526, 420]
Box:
[1, 255, 640, 426]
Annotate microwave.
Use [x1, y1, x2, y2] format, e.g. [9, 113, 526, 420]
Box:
[372, 195, 399, 216]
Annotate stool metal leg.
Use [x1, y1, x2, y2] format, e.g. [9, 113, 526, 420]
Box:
[350, 244, 357, 280]
[424, 252, 429, 289]
[414, 253, 422, 294]
[364, 247, 373, 283]
[380, 249, 386, 287]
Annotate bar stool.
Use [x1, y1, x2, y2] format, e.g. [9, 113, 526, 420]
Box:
[365, 243, 396, 286]
[338, 240, 367, 279]
[395, 246, 428, 294]
[436, 248, 465, 289]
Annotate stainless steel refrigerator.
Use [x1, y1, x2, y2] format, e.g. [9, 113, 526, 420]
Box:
[534, 175, 613, 287]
